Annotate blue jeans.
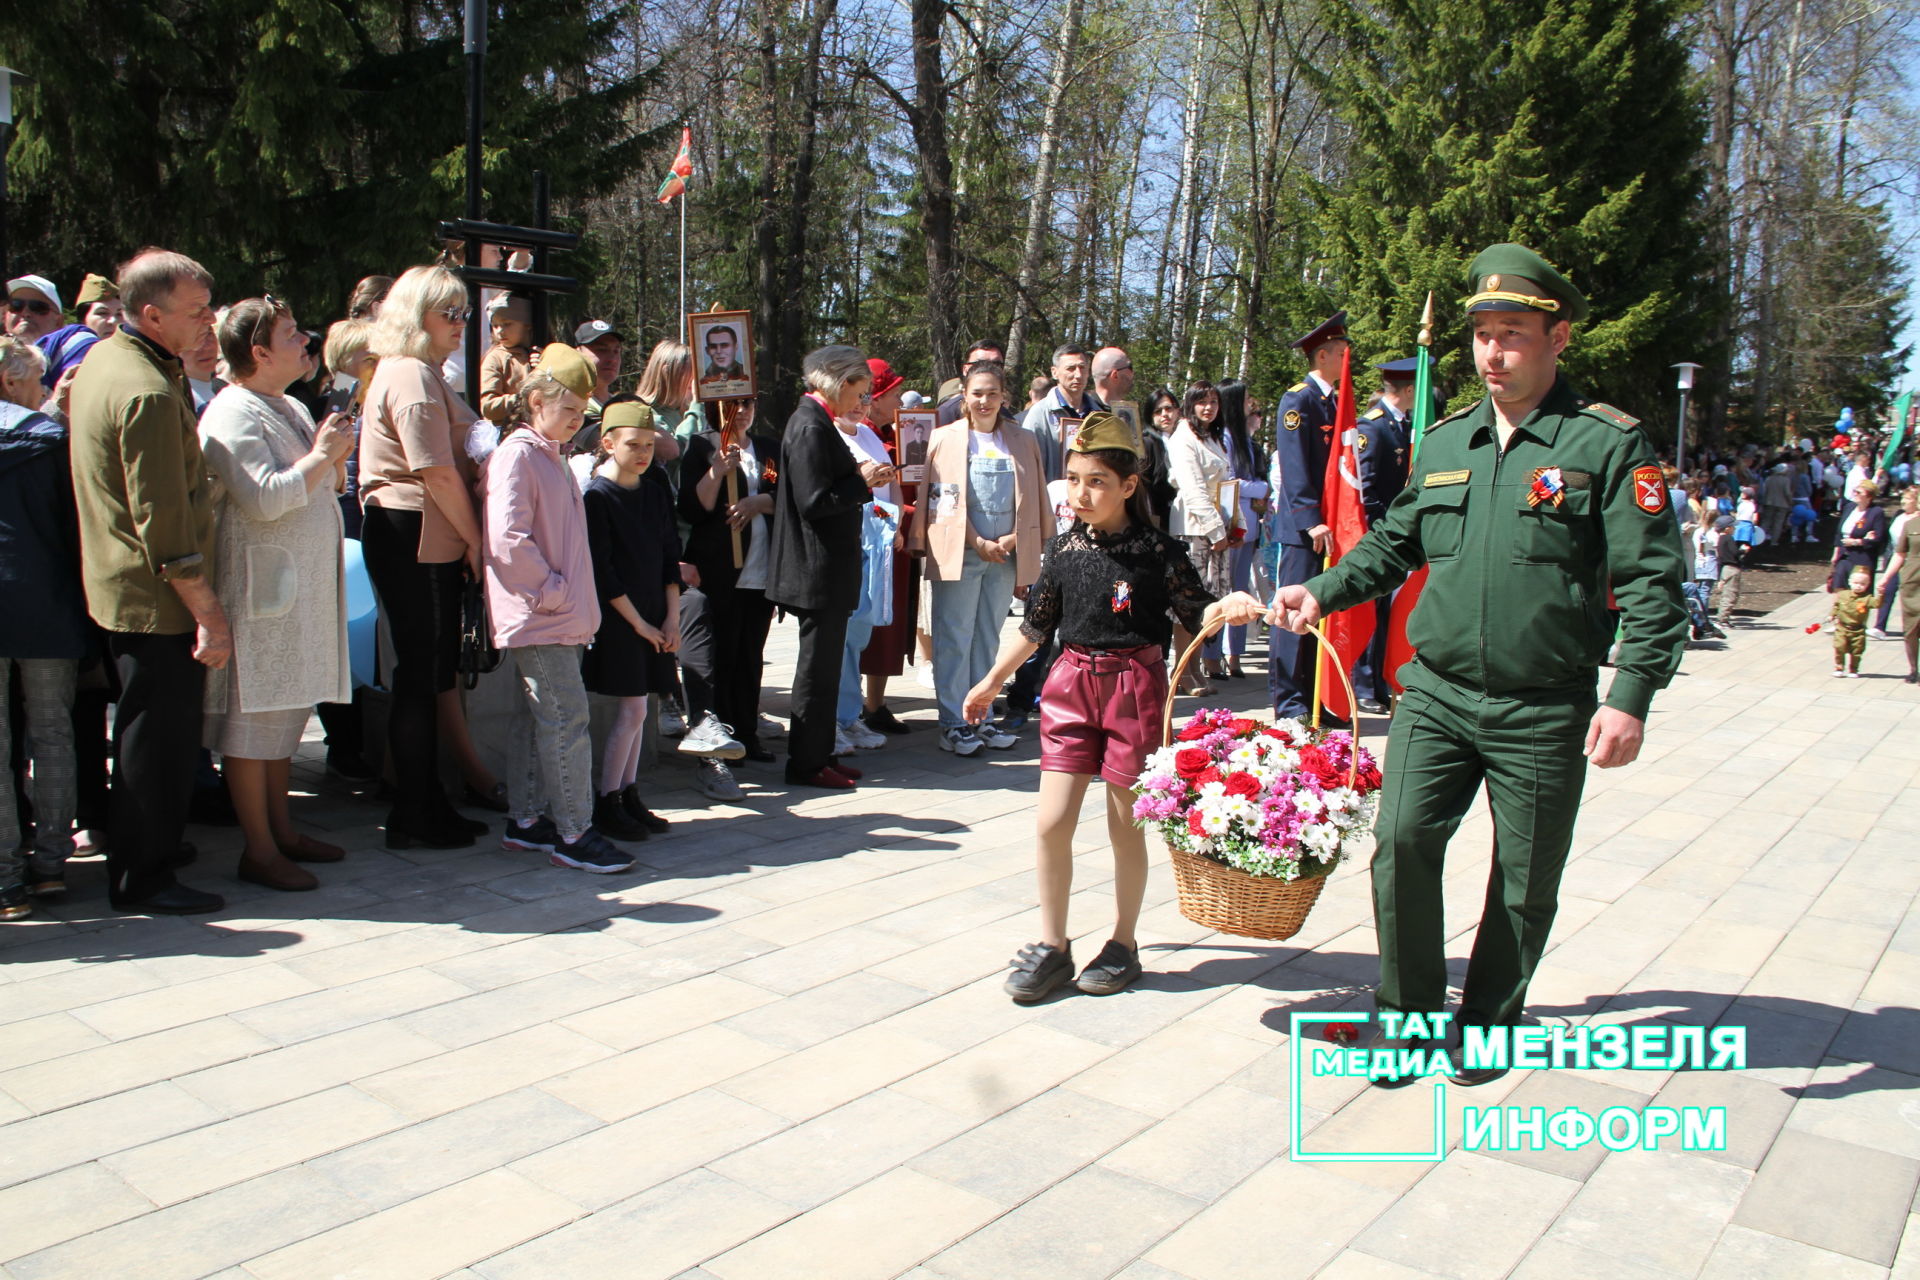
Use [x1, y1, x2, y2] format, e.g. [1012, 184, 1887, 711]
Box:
[931, 553, 1018, 728]
[505, 643, 594, 840]
[1226, 541, 1256, 657]
[838, 616, 876, 725]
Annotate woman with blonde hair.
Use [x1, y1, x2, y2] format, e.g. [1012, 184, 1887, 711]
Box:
[356, 265, 488, 848]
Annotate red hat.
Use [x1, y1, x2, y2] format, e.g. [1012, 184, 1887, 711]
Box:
[866, 358, 903, 398]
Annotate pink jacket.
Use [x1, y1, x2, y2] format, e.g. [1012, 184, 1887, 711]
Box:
[481, 428, 601, 648]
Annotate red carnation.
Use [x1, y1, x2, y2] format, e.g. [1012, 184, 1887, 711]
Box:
[1323, 1022, 1361, 1045]
[1261, 725, 1295, 744]
[1298, 746, 1343, 788]
[1223, 771, 1261, 799]
[1187, 810, 1208, 838]
[1228, 718, 1261, 738]
[1174, 747, 1212, 777]
[1194, 766, 1224, 787]
[1177, 721, 1213, 742]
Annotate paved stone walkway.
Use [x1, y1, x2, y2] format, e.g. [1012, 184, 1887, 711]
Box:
[1, 588, 1916, 1280]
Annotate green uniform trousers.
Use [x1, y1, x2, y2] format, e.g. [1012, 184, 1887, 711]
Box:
[1372, 662, 1596, 1028]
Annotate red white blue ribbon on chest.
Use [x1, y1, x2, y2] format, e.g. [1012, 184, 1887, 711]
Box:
[1111, 580, 1133, 613]
[1528, 466, 1566, 508]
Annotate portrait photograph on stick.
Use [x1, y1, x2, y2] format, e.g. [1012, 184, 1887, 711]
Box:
[688, 308, 755, 402]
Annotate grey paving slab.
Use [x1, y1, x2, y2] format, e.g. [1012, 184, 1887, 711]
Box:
[0, 592, 1915, 1277]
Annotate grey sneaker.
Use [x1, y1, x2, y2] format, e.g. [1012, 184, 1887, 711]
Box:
[660, 700, 688, 737]
[679, 713, 745, 759]
[1075, 939, 1143, 995]
[975, 722, 1019, 750]
[696, 758, 745, 801]
[939, 725, 984, 757]
[1004, 941, 1074, 1003]
[548, 828, 635, 874]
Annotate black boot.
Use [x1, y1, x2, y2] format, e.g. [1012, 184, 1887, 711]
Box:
[619, 785, 670, 834]
[593, 793, 651, 842]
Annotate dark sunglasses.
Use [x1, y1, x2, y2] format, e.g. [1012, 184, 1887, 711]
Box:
[7, 298, 55, 316]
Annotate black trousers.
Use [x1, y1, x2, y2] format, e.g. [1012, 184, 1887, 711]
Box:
[360, 505, 462, 820]
[680, 585, 778, 748]
[106, 631, 204, 901]
[1007, 635, 1057, 711]
[784, 605, 849, 779]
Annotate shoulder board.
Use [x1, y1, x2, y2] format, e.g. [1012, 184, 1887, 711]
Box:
[1428, 405, 1474, 431]
[1578, 401, 1641, 431]
[1287, 382, 1307, 394]
[1363, 407, 1384, 420]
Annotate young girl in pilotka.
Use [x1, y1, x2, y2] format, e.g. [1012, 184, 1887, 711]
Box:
[964, 411, 1264, 1003]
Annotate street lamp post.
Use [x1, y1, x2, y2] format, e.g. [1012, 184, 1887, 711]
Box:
[1673, 362, 1702, 473]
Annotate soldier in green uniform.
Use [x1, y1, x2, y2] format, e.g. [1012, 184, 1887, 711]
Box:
[1270, 244, 1687, 1086]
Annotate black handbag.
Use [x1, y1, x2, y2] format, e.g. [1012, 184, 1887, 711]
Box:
[456, 575, 502, 688]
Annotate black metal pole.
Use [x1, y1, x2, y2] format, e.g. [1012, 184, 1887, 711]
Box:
[463, 0, 486, 407]
[532, 170, 550, 347]
[0, 123, 11, 279]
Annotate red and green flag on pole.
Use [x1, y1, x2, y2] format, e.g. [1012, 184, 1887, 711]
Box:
[1382, 294, 1437, 694]
[657, 126, 692, 204]
[1314, 344, 1376, 723]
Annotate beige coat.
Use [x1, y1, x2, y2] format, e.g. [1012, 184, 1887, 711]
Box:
[911, 421, 1048, 587]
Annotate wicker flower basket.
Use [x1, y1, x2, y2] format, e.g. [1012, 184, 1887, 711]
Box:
[1156, 617, 1361, 941]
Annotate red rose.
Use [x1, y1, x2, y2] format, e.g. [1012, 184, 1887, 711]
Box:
[1356, 760, 1383, 792]
[1177, 721, 1213, 742]
[1174, 747, 1212, 777]
[1261, 725, 1295, 745]
[1228, 718, 1261, 738]
[1194, 767, 1224, 787]
[1323, 1022, 1361, 1045]
[1223, 771, 1261, 799]
[1297, 746, 1343, 788]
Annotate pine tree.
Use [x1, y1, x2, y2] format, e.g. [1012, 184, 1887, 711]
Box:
[0, 0, 663, 320]
[1308, 0, 1713, 419]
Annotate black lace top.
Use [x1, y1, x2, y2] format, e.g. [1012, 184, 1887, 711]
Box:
[1020, 520, 1216, 651]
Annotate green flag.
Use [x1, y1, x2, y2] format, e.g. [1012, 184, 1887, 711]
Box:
[1882, 390, 1912, 474]
[1410, 295, 1435, 465]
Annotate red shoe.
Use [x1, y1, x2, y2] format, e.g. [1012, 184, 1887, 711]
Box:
[831, 762, 864, 780]
[788, 767, 856, 790]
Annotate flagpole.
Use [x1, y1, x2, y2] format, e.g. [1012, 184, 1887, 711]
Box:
[678, 189, 687, 328]
[1412, 292, 1435, 462]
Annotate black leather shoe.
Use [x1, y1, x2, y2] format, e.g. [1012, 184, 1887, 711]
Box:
[742, 744, 777, 764]
[463, 782, 510, 813]
[863, 706, 912, 735]
[169, 841, 199, 870]
[384, 813, 478, 850]
[997, 711, 1031, 733]
[1357, 698, 1390, 715]
[111, 883, 225, 915]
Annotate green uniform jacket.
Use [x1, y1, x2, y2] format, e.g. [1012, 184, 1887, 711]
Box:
[68, 327, 217, 636]
[1305, 376, 1687, 720]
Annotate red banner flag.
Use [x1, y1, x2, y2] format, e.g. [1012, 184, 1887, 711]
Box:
[657, 127, 693, 204]
[1383, 565, 1427, 694]
[1316, 345, 1375, 722]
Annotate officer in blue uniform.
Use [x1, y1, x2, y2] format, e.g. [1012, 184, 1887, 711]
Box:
[1268, 312, 1347, 720]
[1352, 357, 1417, 713]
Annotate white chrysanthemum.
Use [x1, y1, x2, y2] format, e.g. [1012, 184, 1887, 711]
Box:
[1302, 823, 1341, 856]
[1198, 807, 1234, 836]
[1270, 717, 1309, 740]
[1227, 744, 1265, 771]
[1324, 788, 1357, 815]
[1141, 747, 1179, 777]
[1219, 795, 1260, 826]
[1294, 789, 1326, 818]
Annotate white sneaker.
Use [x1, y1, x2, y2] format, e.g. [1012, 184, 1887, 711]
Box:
[696, 758, 744, 800]
[833, 726, 856, 756]
[915, 664, 937, 690]
[660, 700, 688, 736]
[758, 713, 786, 738]
[1846, 670, 1864, 679]
[939, 725, 984, 756]
[1869, 627, 1891, 640]
[678, 713, 745, 759]
[1832, 669, 1848, 678]
[975, 722, 1019, 750]
[840, 720, 887, 751]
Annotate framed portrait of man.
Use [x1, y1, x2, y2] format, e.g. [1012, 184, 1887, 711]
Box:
[895, 409, 935, 484]
[688, 309, 756, 402]
[1107, 399, 1143, 453]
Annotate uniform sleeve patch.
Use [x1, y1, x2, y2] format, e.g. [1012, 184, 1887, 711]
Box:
[1632, 464, 1666, 513]
[1284, 410, 1302, 430]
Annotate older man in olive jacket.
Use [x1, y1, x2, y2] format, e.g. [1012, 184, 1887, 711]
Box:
[69, 250, 231, 915]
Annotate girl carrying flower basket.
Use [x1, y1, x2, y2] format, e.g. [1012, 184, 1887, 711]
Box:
[963, 412, 1265, 1003]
